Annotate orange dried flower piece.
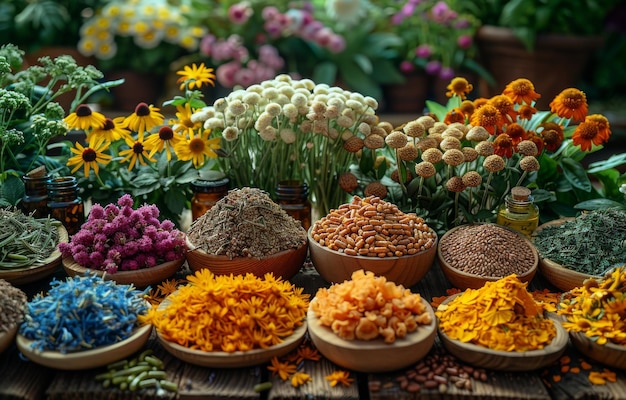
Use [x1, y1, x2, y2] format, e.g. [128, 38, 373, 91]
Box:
[436, 275, 556, 352]
[148, 269, 309, 352]
[325, 370, 354, 387]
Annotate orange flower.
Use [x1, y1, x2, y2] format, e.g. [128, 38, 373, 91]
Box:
[446, 77, 473, 99]
[470, 104, 502, 135]
[489, 94, 518, 125]
[504, 122, 526, 145]
[493, 133, 514, 158]
[538, 122, 565, 152]
[502, 78, 541, 105]
[518, 104, 538, 120]
[585, 114, 612, 142]
[525, 131, 545, 154]
[444, 108, 466, 124]
[549, 88, 588, 122]
[572, 121, 603, 151]
[325, 370, 354, 387]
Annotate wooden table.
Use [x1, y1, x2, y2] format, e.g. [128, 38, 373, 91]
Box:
[2, 260, 626, 400]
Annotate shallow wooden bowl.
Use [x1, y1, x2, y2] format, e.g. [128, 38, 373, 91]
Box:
[63, 256, 185, 288]
[533, 218, 598, 292]
[568, 330, 626, 369]
[156, 294, 306, 367]
[436, 294, 568, 371]
[437, 224, 538, 290]
[185, 237, 308, 280]
[308, 229, 437, 287]
[0, 325, 18, 354]
[16, 323, 152, 370]
[307, 297, 437, 373]
[0, 224, 68, 285]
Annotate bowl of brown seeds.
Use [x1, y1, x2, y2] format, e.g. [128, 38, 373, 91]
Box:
[437, 223, 538, 290]
[185, 187, 308, 280]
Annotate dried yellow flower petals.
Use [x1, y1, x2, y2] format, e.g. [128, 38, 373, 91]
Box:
[268, 357, 298, 381]
[290, 372, 312, 388]
[150, 269, 309, 352]
[436, 275, 556, 352]
[325, 370, 354, 387]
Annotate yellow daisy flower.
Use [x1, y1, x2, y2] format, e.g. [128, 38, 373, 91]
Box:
[176, 63, 216, 91]
[119, 134, 156, 171]
[174, 129, 221, 168]
[64, 104, 106, 131]
[66, 136, 112, 177]
[122, 102, 165, 135]
[171, 103, 201, 136]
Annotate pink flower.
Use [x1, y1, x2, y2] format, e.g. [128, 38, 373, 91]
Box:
[228, 3, 252, 24]
[327, 34, 346, 53]
[234, 67, 257, 87]
[415, 44, 432, 59]
[400, 60, 415, 73]
[425, 60, 442, 75]
[457, 35, 473, 49]
[216, 61, 242, 87]
[439, 66, 455, 80]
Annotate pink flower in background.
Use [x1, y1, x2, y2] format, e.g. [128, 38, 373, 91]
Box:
[438, 66, 455, 80]
[400, 60, 415, 73]
[425, 60, 441, 75]
[415, 44, 432, 58]
[216, 61, 241, 87]
[457, 35, 472, 49]
[327, 34, 346, 53]
[228, 3, 253, 24]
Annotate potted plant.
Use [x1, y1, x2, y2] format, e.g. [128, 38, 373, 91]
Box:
[460, 0, 623, 107]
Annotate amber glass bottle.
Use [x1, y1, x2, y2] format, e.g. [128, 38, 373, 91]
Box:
[21, 174, 51, 218]
[190, 174, 230, 221]
[47, 176, 84, 235]
[496, 186, 539, 236]
[275, 180, 312, 231]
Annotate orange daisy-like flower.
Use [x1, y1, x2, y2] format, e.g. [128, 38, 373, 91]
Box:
[550, 88, 588, 122]
[518, 104, 537, 120]
[489, 94, 517, 125]
[504, 122, 526, 145]
[585, 114, 611, 142]
[325, 370, 354, 387]
[470, 104, 501, 135]
[443, 108, 466, 124]
[459, 100, 475, 117]
[502, 78, 541, 105]
[445, 77, 473, 100]
[572, 121, 603, 151]
[539, 122, 564, 152]
[493, 133, 514, 158]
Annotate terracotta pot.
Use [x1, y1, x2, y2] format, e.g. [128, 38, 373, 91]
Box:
[383, 71, 429, 114]
[475, 25, 602, 108]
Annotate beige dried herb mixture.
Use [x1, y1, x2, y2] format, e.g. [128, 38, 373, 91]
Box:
[0, 279, 27, 333]
[187, 187, 306, 258]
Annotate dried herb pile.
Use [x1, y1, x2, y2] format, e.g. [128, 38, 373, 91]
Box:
[0, 208, 59, 269]
[0, 279, 27, 333]
[187, 187, 306, 258]
[533, 208, 626, 275]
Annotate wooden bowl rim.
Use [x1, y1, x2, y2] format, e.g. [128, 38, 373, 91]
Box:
[437, 292, 568, 358]
[437, 223, 538, 280]
[186, 236, 308, 260]
[62, 255, 186, 278]
[0, 324, 18, 354]
[307, 227, 438, 261]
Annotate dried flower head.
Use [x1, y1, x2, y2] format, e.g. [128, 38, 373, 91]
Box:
[364, 182, 388, 198]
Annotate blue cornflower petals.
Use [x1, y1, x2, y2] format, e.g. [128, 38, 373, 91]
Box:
[19, 272, 149, 353]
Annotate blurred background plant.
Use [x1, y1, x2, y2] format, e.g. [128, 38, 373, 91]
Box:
[0, 43, 121, 207]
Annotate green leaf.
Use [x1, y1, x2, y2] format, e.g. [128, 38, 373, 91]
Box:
[575, 199, 626, 211]
[425, 100, 448, 121]
[587, 153, 626, 174]
[0, 175, 24, 206]
[164, 189, 188, 215]
[561, 157, 592, 191]
[312, 62, 338, 85]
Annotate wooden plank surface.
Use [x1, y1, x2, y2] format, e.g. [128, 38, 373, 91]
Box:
[2, 261, 626, 400]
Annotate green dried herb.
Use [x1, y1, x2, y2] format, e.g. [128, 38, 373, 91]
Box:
[533, 208, 626, 275]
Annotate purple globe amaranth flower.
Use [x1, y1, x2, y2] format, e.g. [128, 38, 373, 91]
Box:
[457, 34, 473, 49]
[425, 60, 442, 75]
[327, 34, 346, 53]
[439, 66, 455, 81]
[415, 44, 433, 59]
[454, 17, 471, 29]
[199, 34, 216, 57]
[400, 60, 415, 73]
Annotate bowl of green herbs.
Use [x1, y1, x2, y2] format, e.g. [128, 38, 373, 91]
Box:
[532, 209, 626, 292]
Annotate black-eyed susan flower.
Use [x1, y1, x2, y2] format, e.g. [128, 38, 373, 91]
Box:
[174, 129, 220, 168]
[87, 116, 129, 142]
[119, 134, 155, 171]
[176, 62, 215, 91]
[549, 88, 588, 122]
[64, 104, 106, 131]
[66, 136, 112, 177]
[122, 102, 164, 135]
[144, 126, 182, 161]
[171, 103, 202, 136]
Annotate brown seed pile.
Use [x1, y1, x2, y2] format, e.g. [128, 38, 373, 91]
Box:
[368, 351, 489, 394]
[439, 224, 535, 277]
[0, 279, 27, 333]
[187, 187, 307, 259]
[311, 196, 436, 258]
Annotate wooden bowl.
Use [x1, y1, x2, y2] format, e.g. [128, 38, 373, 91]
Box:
[568, 330, 626, 369]
[437, 224, 538, 290]
[156, 294, 306, 367]
[63, 256, 185, 288]
[307, 229, 437, 287]
[0, 325, 18, 354]
[437, 295, 568, 371]
[533, 218, 598, 292]
[0, 224, 68, 285]
[307, 297, 437, 373]
[185, 237, 308, 280]
[16, 323, 152, 370]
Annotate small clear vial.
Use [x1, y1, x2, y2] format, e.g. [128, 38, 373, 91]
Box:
[275, 180, 312, 231]
[190, 174, 230, 221]
[47, 176, 84, 235]
[496, 186, 539, 236]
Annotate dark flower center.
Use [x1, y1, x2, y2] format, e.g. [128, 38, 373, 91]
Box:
[76, 104, 93, 117]
[102, 118, 115, 130]
[134, 102, 150, 116]
[82, 148, 97, 162]
[189, 138, 205, 153]
[159, 126, 174, 140]
[133, 142, 145, 154]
